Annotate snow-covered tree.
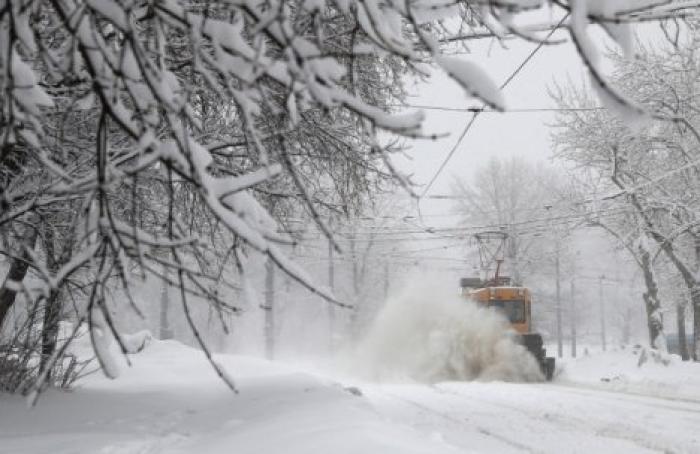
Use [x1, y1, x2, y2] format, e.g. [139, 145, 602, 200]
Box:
[1, 0, 693, 394]
[551, 23, 700, 359]
[451, 157, 570, 285]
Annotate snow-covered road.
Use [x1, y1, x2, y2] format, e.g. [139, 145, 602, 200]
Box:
[363, 381, 700, 454]
[2, 340, 699, 454]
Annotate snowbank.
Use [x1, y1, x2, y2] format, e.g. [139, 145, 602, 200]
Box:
[0, 339, 464, 454]
[556, 345, 700, 402]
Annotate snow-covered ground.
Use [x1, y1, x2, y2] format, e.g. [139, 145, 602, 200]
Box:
[0, 340, 464, 454]
[1, 338, 699, 454]
[555, 345, 700, 402]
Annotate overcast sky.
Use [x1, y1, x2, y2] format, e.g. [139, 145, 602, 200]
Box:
[384, 17, 644, 289]
[397, 18, 663, 215]
[398, 28, 584, 211]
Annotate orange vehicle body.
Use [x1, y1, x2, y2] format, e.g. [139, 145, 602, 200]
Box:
[466, 286, 532, 334]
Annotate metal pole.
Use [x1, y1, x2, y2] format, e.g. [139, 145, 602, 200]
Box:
[328, 240, 335, 353]
[546, 205, 563, 359]
[694, 235, 700, 360]
[555, 240, 563, 358]
[384, 261, 389, 299]
[264, 257, 275, 360]
[570, 278, 576, 358]
[599, 275, 607, 351]
[350, 236, 359, 335]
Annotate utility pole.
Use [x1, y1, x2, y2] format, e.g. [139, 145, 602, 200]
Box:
[328, 239, 335, 353]
[383, 261, 389, 299]
[508, 227, 520, 285]
[546, 204, 563, 359]
[264, 257, 275, 360]
[350, 236, 359, 336]
[570, 278, 577, 358]
[599, 274, 607, 351]
[159, 263, 173, 340]
[351, 236, 359, 297]
[555, 246, 562, 358]
[693, 234, 700, 360]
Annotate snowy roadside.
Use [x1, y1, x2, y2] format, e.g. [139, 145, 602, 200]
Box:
[552, 345, 700, 402]
[351, 345, 700, 454]
[0, 340, 465, 454]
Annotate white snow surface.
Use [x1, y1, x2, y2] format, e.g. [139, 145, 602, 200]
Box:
[0, 340, 463, 454]
[2, 336, 700, 453]
[557, 345, 700, 402]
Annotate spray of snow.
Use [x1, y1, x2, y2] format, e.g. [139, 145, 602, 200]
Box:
[346, 281, 543, 383]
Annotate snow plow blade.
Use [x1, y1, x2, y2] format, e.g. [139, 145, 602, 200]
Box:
[518, 333, 555, 381]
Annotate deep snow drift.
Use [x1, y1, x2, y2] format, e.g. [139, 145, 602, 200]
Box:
[348, 282, 543, 383]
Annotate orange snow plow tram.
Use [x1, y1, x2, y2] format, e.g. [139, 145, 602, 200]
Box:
[460, 279, 555, 380]
[461, 231, 555, 380]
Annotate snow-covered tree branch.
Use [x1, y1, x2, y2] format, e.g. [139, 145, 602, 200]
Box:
[1, 0, 692, 394]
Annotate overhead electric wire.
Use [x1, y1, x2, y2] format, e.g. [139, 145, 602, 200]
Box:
[291, 208, 632, 246]
[282, 185, 638, 230]
[420, 12, 570, 199]
[284, 195, 635, 249]
[299, 218, 627, 245]
[329, 205, 632, 238]
[289, 253, 471, 263]
[399, 104, 604, 113]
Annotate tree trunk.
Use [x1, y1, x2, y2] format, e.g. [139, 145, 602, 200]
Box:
[0, 219, 39, 331]
[630, 193, 696, 356]
[639, 243, 664, 349]
[39, 287, 62, 375]
[609, 170, 673, 352]
[39, 227, 63, 376]
[676, 301, 690, 361]
[159, 264, 173, 340]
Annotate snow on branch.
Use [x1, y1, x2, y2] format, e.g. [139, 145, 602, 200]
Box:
[1, 0, 687, 393]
